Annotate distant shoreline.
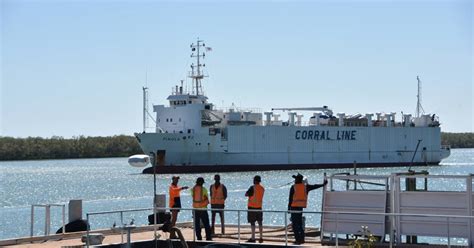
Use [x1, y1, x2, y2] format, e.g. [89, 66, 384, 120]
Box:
[0, 133, 472, 161]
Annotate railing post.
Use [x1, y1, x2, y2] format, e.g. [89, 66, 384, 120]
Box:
[86, 213, 90, 248]
[45, 205, 51, 235]
[335, 212, 339, 247]
[193, 209, 196, 242]
[120, 211, 124, 244]
[62, 205, 66, 234]
[30, 205, 34, 237]
[447, 216, 451, 248]
[284, 211, 288, 246]
[238, 210, 241, 244]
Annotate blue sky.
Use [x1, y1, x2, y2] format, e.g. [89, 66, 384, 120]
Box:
[1, 0, 472, 137]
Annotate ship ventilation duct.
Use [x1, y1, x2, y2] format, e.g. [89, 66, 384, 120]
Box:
[366, 113, 374, 127]
[264, 112, 273, 126]
[296, 115, 304, 126]
[385, 114, 392, 127]
[288, 112, 297, 126]
[243, 111, 251, 121]
[376, 112, 382, 121]
[403, 114, 412, 127]
[337, 113, 345, 127]
[313, 113, 321, 126]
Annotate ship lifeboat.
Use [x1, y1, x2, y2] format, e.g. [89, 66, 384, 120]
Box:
[128, 154, 150, 167]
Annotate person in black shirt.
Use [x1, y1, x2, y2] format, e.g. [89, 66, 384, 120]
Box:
[288, 173, 327, 244]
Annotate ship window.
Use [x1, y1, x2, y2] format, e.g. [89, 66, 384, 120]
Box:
[189, 101, 192, 104]
[170, 118, 173, 122]
[179, 118, 181, 122]
[166, 118, 169, 122]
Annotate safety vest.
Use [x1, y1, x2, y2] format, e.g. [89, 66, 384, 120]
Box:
[169, 184, 181, 208]
[248, 184, 264, 208]
[211, 184, 225, 205]
[291, 183, 308, 208]
[192, 185, 209, 208]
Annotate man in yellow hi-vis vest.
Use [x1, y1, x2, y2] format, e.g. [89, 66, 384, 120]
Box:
[191, 177, 212, 241]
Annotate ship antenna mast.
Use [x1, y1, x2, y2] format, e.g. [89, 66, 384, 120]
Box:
[416, 76, 425, 117]
[189, 38, 210, 96]
[142, 86, 149, 132]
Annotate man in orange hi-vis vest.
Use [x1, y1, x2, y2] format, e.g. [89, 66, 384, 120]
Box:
[288, 173, 327, 245]
[169, 176, 188, 227]
[245, 175, 264, 243]
[210, 174, 227, 235]
[191, 177, 212, 241]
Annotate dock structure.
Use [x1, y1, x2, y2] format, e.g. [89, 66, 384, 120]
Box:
[1, 223, 327, 247]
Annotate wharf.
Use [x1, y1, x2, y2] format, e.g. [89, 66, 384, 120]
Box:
[1, 223, 331, 248]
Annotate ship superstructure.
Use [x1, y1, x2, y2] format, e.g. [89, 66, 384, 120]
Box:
[135, 40, 450, 173]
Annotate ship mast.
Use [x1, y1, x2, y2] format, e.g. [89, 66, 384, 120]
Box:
[416, 76, 425, 118]
[189, 39, 210, 96]
[143, 86, 149, 132]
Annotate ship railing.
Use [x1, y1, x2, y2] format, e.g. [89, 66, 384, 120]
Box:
[85, 206, 474, 248]
[30, 204, 66, 237]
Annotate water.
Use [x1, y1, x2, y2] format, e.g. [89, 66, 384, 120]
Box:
[1, 148, 473, 241]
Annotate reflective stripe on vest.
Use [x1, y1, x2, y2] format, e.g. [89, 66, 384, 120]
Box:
[193, 185, 208, 208]
[169, 184, 180, 208]
[211, 184, 225, 205]
[291, 183, 308, 208]
[248, 184, 264, 208]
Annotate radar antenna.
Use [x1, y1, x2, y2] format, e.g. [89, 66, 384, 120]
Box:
[189, 38, 211, 96]
[416, 76, 425, 117]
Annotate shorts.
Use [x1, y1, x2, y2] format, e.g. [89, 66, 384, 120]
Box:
[211, 204, 225, 214]
[247, 207, 263, 223]
[171, 197, 181, 212]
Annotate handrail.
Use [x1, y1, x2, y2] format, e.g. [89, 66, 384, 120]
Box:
[85, 205, 474, 248]
[30, 204, 66, 237]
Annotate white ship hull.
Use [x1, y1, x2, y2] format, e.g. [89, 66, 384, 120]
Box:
[136, 126, 450, 173]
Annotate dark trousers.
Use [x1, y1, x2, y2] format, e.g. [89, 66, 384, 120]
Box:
[291, 212, 304, 242]
[194, 209, 212, 240]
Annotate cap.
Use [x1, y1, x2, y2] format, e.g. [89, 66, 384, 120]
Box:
[196, 177, 205, 184]
[254, 175, 261, 182]
[292, 173, 304, 180]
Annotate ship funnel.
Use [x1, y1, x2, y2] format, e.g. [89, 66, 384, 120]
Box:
[337, 113, 345, 127]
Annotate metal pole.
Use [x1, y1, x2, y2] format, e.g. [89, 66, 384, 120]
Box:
[86, 213, 90, 248]
[335, 212, 339, 247]
[126, 227, 132, 248]
[238, 210, 241, 244]
[284, 211, 288, 246]
[120, 211, 124, 244]
[30, 205, 34, 237]
[45, 205, 51, 235]
[193, 209, 196, 242]
[447, 216, 451, 248]
[62, 205, 66, 234]
[467, 176, 473, 247]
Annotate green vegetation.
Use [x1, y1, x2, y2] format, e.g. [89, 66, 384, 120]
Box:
[441, 132, 474, 149]
[0, 135, 141, 161]
[0, 132, 472, 161]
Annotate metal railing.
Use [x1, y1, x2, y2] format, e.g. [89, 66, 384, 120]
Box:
[84, 206, 474, 248]
[30, 204, 66, 237]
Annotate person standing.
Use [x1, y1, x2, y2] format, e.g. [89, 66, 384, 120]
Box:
[191, 177, 212, 241]
[210, 174, 227, 235]
[288, 173, 327, 244]
[169, 176, 188, 227]
[245, 175, 265, 243]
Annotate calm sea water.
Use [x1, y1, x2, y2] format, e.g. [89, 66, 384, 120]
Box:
[1, 148, 473, 241]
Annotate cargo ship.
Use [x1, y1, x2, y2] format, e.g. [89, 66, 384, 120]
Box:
[135, 40, 450, 173]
